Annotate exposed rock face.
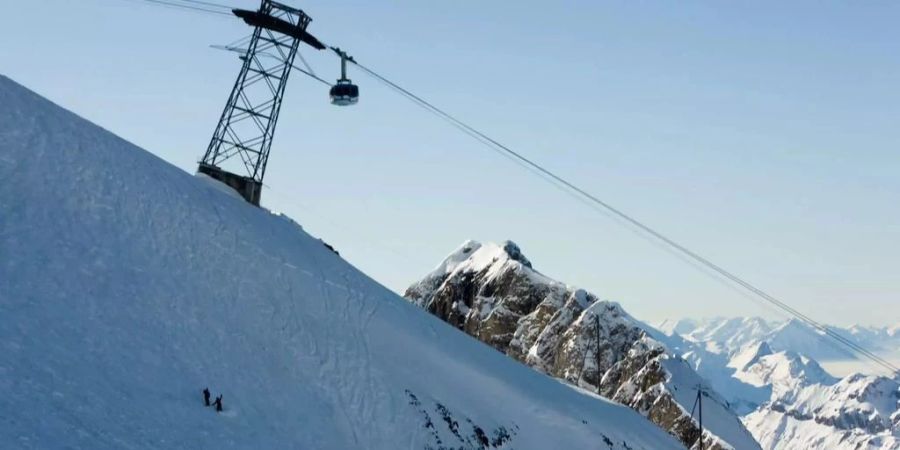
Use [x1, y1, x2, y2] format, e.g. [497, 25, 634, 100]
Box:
[405, 240, 761, 450]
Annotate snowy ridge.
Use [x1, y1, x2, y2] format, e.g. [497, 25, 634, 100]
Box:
[0, 75, 685, 450]
[728, 342, 774, 372]
[689, 318, 774, 355]
[733, 349, 838, 403]
[405, 241, 761, 450]
[736, 349, 837, 389]
[664, 316, 900, 362]
[838, 324, 900, 355]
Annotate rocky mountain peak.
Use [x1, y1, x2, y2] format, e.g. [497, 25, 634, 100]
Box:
[405, 241, 761, 450]
[499, 240, 532, 268]
[730, 341, 774, 371]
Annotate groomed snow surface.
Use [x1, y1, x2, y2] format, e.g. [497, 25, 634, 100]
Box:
[0, 75, 685, 449]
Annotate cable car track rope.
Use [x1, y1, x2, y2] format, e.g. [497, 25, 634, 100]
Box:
[104, 0, 900, 376]
[122, 0, 233, 16]
[346, 57, 900, 376]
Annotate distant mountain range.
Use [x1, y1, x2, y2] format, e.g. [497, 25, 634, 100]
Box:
[658, 317, 900, 362]
[658, 317, 900, 449]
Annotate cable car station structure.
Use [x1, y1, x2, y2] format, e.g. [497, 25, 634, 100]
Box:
[199, 0, 357, 206]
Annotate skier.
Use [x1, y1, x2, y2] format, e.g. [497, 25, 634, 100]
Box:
[213, 395, 223, 413]
[202, 388, 211, 407]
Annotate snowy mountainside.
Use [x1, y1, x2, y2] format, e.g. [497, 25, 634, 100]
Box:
[405, 241, 761, 450]
[659, 318, 900, 449]
[0, 75, 686, 450]
[648, 329, 770, 416]
[766, 319, 856, 360]
[730, 343, 838, 402]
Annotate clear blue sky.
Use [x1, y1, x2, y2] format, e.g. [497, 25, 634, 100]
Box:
[3, 0, 898, 326]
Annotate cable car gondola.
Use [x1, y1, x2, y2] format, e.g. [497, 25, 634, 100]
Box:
[330, 47, 359, 106]
[330, 79, 358, 106]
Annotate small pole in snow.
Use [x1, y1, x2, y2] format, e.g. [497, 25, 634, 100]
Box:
[595, 314, 602, 395]
[697, 385, 704, 450]
[690, 384, 704, 450]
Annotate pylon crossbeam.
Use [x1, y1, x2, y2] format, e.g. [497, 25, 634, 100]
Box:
[246, 66, 283, 83]
[262, 30, 291, 60]
[237, 92, 270, 135]
[232, 105, 272, 122]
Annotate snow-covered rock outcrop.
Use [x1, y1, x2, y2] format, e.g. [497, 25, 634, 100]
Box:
[0, 75, 687, 450]
[406, 241, 761, 450]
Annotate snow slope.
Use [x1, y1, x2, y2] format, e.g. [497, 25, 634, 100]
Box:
[0, 75, 685, 450]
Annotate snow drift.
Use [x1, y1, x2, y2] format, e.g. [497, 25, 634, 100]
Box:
[0, 75, 685, 450]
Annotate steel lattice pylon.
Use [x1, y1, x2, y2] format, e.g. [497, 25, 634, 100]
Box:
[199, 0, 313, 206]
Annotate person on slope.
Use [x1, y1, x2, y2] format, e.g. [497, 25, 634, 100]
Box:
[213, 395, 223, 413]
[203, 388, 211, 407]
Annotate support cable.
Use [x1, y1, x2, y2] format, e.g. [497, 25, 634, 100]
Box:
[211, 45, 331, 86]
[344, 57, 900, 376]
[119, 0, 233, 16]
[174, 0, 231, 9]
